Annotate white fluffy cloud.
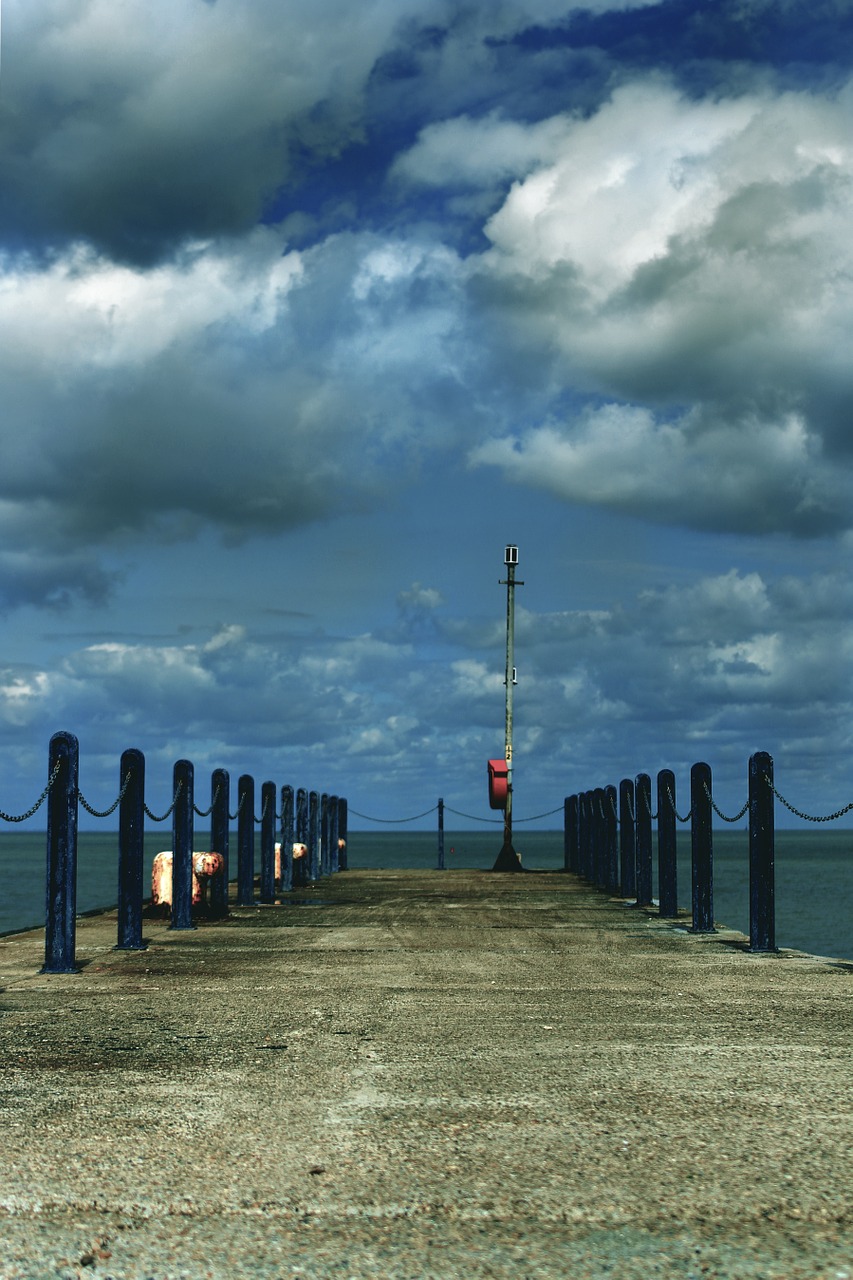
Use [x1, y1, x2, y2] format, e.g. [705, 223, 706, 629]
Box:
[465, 80, 853, 533]
[2, 565, 851, 827]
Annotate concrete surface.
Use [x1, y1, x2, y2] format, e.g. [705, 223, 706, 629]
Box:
[0, 869, 851, 1279]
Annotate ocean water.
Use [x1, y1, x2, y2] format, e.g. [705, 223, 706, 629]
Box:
[1, 827, 851, 962]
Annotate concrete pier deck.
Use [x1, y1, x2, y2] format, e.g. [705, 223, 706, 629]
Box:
[0, 869, 851, 1279]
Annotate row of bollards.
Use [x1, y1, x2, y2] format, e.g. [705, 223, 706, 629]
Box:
[564, 751, 776, 952]
[43, 731, 347, 974]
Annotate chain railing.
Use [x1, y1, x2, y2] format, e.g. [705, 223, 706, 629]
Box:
[4, 732, 348, 974]
[143, 782, 183, 823]
[0, 758, 63, 824]
[564, 749, 853, 954]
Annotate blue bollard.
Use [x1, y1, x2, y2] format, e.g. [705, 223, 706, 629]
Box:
[43, 731, 80, 973]
[333, 793, 343, 875]
[237, 774, 255, 906]
[321, 793, 330, 876]
[294, 787, 308, 887]
[170, 759, 195, 930]
[260, 780, 277, 903]
[330, 795, 340, 874]
[690, 762, 714, 933]
[210, 768, 230, 919]
[308, 791, 320, 880]
[280, 786, 294, 892]
[601, 778, 614, 890]
[749, 751, 776, 952]
[657, 769, 678, 917]
[116, 748, 146, 950]
[619, 778, 636, 898]
[635, 773, 653, 907]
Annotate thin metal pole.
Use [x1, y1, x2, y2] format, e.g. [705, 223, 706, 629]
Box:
[437, 797, 445, 870]
[494, 544, 523, 871]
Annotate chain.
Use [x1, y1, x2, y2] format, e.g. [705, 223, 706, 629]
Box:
[639, 786, 658, 821]
[0, 758, 63, 823]
[766, 776, 853, 823]
[253, 793, 283, 823]
[702, 781, 748, 824]
[144, 781, 183, 823]
[666, 785, 692, 824]
[350, 804, 440, 824]
[514, 804, 565, 823]
[193, 783, 221, 820]
[229, 790, 247, 821]
[78, 771, 133, 819]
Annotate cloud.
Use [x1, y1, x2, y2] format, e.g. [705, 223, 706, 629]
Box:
[1, 563, 851, 826]
[0, 224, 478, 608]
[0, 0, 425, 261]
[470, 402, 847, 535]
[465, 78, 853, 535]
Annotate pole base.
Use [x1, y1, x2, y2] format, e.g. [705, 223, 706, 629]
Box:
[492, 840, 523, 872]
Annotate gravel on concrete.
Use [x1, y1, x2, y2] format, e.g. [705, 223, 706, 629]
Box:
[0, 869, 851, 1279]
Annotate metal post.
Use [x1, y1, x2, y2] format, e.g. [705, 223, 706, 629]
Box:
[437, 797, 445, 870]
[593, 787, 606, 888]
[295, 787, 308, 886]
[690, 762, 714, 932]
[657, 769, 678, 917]
[619, 778, 636, 898]
[635, 773, 653, 907]
[260, 780, 277, 903]
[308, 791, 320, 880]
[237, 774, 255, 906]
[493, 543, 523, 871]
[576, 791, 587, 879]
[44, 731, 80, 973]
[171, 759, 194, 930]
[320, 793, 330, 876]
[338, 798, 348, 870]
[330, 795, 340, 874]
[564, 796, 578, 873]
[280, 785, 294, 892]
[116, 748, 146, 950]
[605, 784, 619, 893]
[210, 768, 230, 919]
[749, 751, 776, 952]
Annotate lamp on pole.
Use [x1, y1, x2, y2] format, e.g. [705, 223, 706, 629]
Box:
[493, 543, 523, 871]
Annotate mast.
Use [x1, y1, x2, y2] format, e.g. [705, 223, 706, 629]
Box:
[493, 544, 523, 871]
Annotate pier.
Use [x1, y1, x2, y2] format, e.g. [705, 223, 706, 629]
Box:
[0, 869, 851, 1278]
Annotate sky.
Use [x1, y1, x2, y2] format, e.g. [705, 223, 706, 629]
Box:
[1, 0, 853, 835]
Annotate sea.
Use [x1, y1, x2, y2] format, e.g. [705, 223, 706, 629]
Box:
[1, 828, 851, 962]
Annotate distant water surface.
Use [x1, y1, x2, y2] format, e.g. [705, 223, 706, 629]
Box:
[1, 828, 850, 962]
